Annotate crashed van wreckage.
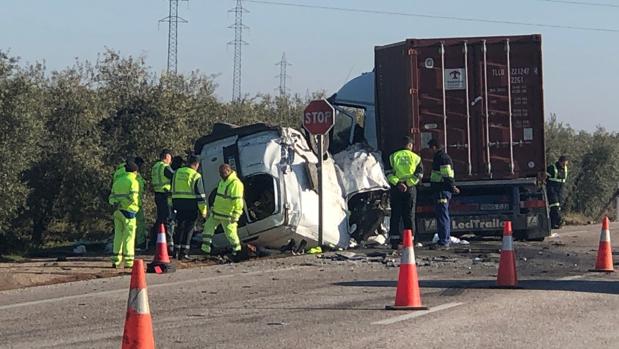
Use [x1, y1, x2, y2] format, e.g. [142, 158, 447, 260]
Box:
[193, 122, 390, 252]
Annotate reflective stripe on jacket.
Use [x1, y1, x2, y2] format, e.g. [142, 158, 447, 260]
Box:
[547, 163, 568, 183]
[212, 172, 244, 222]
[386, 149, 423, 187]
[109, 172, 140, 214]
[151, 161, 172, 193]
[430, 148, 456, 193]
[171, 167, 204, 200]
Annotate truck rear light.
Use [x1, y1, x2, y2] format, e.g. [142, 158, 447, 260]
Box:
[520, 199, 545, 208]
[416, 206, 434, 213]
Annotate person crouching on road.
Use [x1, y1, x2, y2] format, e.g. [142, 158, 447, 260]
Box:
[109, 161, 140, 269]
[171, 154, 207, 260]
[386, 136, 423, 249]
[201, 164, 245, 256]
[428, 139, 460, 249]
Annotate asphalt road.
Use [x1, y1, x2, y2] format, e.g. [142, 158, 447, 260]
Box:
[1, 223, 619, 349]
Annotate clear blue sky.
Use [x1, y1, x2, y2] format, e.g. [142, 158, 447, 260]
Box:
[2, 0, 617, 131]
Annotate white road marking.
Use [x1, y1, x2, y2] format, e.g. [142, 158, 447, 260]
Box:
[0, 266, 305, 311]
[372, 302, 464, 325]
[558, 274, 587, 281]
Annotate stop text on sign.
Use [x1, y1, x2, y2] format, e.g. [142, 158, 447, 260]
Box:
[304, 111, 333, 124]
[303, 99, 335, 135]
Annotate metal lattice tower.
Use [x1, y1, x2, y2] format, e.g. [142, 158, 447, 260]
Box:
[229, 0, 248, 101]
[275, 52, 291, 98]
[160, 0, 188, 74]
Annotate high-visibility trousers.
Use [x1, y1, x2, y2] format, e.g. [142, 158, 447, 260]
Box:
[112, 210, 137, 268]
[201, 216, 241, 254]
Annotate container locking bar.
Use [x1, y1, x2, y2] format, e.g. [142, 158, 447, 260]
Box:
[505, 39, 515, 175]
[483, 40, 492, 178]
[464, 41, 472, 176]
[440, 42, 448, 151]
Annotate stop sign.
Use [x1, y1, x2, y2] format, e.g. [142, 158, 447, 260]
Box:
[303, 99, 335, 135]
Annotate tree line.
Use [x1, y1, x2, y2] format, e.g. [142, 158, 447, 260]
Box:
[544, 114, 619, 222]
[0, 50, 310, 253]
[1, 50, 616, 253]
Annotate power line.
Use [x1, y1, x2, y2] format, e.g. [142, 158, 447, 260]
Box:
[275, 52, 291, 98]
[244, 0, 619, 33]
[537, 0, 619, 8]
[229, 0, 249, 101]
[159, 0, 188, 74]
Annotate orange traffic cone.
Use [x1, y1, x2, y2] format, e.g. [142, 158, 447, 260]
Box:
[386, 229, 428, 310]
[496, 221, 518, 288]
[590, 216, 614, 272]
[122, 259, 155, 349]
[147, 224, 176, 274]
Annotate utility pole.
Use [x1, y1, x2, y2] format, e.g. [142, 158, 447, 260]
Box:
[160, 0, 188, 74]
[229, 0, 248, 101]
[275, 52, 291, 98]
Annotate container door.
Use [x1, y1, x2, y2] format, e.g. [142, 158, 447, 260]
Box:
[479, 39, 513, 177]
[416, 41, 477, 179]
[375, 43, 415, 166]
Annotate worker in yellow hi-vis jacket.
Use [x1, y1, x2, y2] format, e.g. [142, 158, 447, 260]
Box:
[171, 154, 207, 260]
[109, 161, 140, 268]
[201, 164, 244, 256]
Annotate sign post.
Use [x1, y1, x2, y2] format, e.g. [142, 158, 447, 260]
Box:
[302, 99, 336, 246]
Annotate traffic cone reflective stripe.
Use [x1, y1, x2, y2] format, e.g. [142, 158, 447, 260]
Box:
[399, 245, 414, 265]
[591, 216, 614, 272]
[156, 229, 166, 243]
[154, 224, 170, 264]
[122, 259, 155, 349]
[496, 221, 518, 288]
[127, 288, 150, 315]
[147, 224, 175, 273]
[386, 229, 428, 310]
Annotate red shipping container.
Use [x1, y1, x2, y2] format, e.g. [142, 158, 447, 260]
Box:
[375, 34, 545, 181]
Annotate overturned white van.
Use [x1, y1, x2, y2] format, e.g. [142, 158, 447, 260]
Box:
[195, 123, 348, 250]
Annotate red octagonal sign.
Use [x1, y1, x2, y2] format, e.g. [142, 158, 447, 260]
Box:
[303, 99, 335, 135]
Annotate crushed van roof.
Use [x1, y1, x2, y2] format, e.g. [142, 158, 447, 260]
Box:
[194, 122, 279, 155]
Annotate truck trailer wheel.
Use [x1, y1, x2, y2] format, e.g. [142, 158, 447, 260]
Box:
[526, 236, 545, 242]
[514, 230, 545, 242]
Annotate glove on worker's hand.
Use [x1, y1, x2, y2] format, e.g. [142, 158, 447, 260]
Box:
[397, 183, 408, 192]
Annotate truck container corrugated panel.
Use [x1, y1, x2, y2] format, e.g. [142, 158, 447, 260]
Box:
[375, 34, 545, 181]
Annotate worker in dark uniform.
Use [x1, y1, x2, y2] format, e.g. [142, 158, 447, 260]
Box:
[385, 136, 423, 249]
[428, 139, 460, 249]
[547, 155, 568, 229]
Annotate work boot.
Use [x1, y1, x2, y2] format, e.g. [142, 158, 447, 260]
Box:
[180, 253, 194, 261]
[294, 240, 308, 254]
[429, 243, 450, 251]
[280, 239, 296, 252]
